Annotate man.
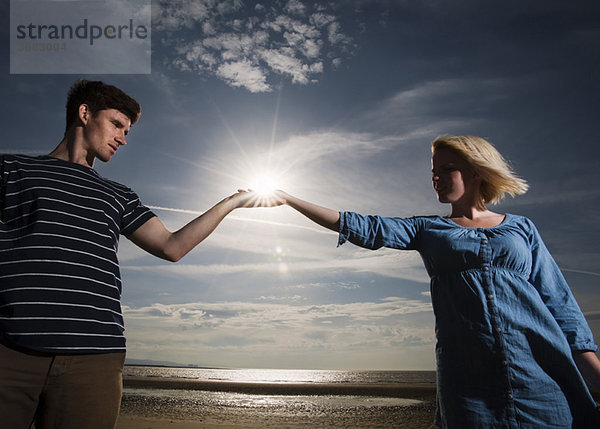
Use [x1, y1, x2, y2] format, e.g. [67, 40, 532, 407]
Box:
[0, 80, 260, 428]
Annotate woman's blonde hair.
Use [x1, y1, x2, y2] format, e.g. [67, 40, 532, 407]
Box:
[432, 135, 528, 205]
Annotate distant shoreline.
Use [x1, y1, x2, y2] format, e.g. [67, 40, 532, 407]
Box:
[124, 362, 229, 370]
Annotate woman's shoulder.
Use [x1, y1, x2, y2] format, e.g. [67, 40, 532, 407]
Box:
[501, 214, 543, 240]
[504, 213, 535, 227]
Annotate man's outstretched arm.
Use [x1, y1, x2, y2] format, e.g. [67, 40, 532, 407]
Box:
[129, 191, 268, 262]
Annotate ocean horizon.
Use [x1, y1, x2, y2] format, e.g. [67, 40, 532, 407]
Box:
[123, 365, 437, 386]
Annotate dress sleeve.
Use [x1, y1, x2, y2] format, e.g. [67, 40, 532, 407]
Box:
[526, 218, 598, 352]
[338, 211, 423, 250]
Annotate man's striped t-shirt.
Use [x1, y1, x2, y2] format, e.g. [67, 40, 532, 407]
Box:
[0, 154, 155, 354]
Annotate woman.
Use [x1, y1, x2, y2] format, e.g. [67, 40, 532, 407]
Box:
[271, 135, 600, 428]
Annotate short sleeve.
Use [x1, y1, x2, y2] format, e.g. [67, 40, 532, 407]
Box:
[0, 155, 6, 216]
[120, 193, 156, 237]
[338, 211, 423, 250]
[526, 218, 597, 352]
[0, 154, 6, 189]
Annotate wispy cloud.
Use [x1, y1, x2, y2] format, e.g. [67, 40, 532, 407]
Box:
[362, 78, 516, 135]
[0, 149, 46, 155]
[123, 246, 428, 283]
[505, 189, 600, 208]
[146, 205, 333, 234]
[153, 0, 353, 92]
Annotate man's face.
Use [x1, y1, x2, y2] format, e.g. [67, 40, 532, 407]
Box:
[81, 108, 131, 163]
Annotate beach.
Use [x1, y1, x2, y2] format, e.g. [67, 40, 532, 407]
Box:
[117, 376, 438, 428]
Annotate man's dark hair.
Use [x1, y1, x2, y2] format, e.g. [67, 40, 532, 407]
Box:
[65, 80, 141, 133]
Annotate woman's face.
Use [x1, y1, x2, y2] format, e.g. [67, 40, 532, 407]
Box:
[431, 148, 480, 205]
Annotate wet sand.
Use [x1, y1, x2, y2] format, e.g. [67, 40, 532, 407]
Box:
[117, 377, 438, 428]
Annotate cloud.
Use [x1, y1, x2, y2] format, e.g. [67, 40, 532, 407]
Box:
[117, 127, 438, 272]
[123, 246, 428, 283]
[563, 269, 600, 278]
[284, 0, 306, 16]
[583, 311, 600, 321]
[124, 297, 432, 325]
[215, 59, 270, 92]
[505, 189, 600, 208]
[215, 129, 414, 197]
[363, 78, 515, 135]
[145, 205, 335, 235]
[0, 149, 46, 155]
[122, 297, 435, 369]
[153, 0, 353, 92]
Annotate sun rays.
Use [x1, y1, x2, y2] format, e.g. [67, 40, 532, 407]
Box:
[250, 172, 280, 196]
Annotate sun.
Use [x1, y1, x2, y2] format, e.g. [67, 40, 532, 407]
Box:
[235, 148, 292, 201]
[250, 173, 281, 197]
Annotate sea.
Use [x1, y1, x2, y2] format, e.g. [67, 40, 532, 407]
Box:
[120, 366, 438, 428]
[123, 365, 437, 385]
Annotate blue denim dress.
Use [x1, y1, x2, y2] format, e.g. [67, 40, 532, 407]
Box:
[339, 212, 600, 428]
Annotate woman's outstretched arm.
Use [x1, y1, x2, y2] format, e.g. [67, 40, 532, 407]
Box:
[273, 190, 340, 232]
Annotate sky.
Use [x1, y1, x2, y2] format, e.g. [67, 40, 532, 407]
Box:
[2, 0, 600, 370]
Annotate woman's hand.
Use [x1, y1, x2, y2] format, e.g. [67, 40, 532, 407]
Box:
[229, 189, 340, 232]
[273, 191, 340, 232]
